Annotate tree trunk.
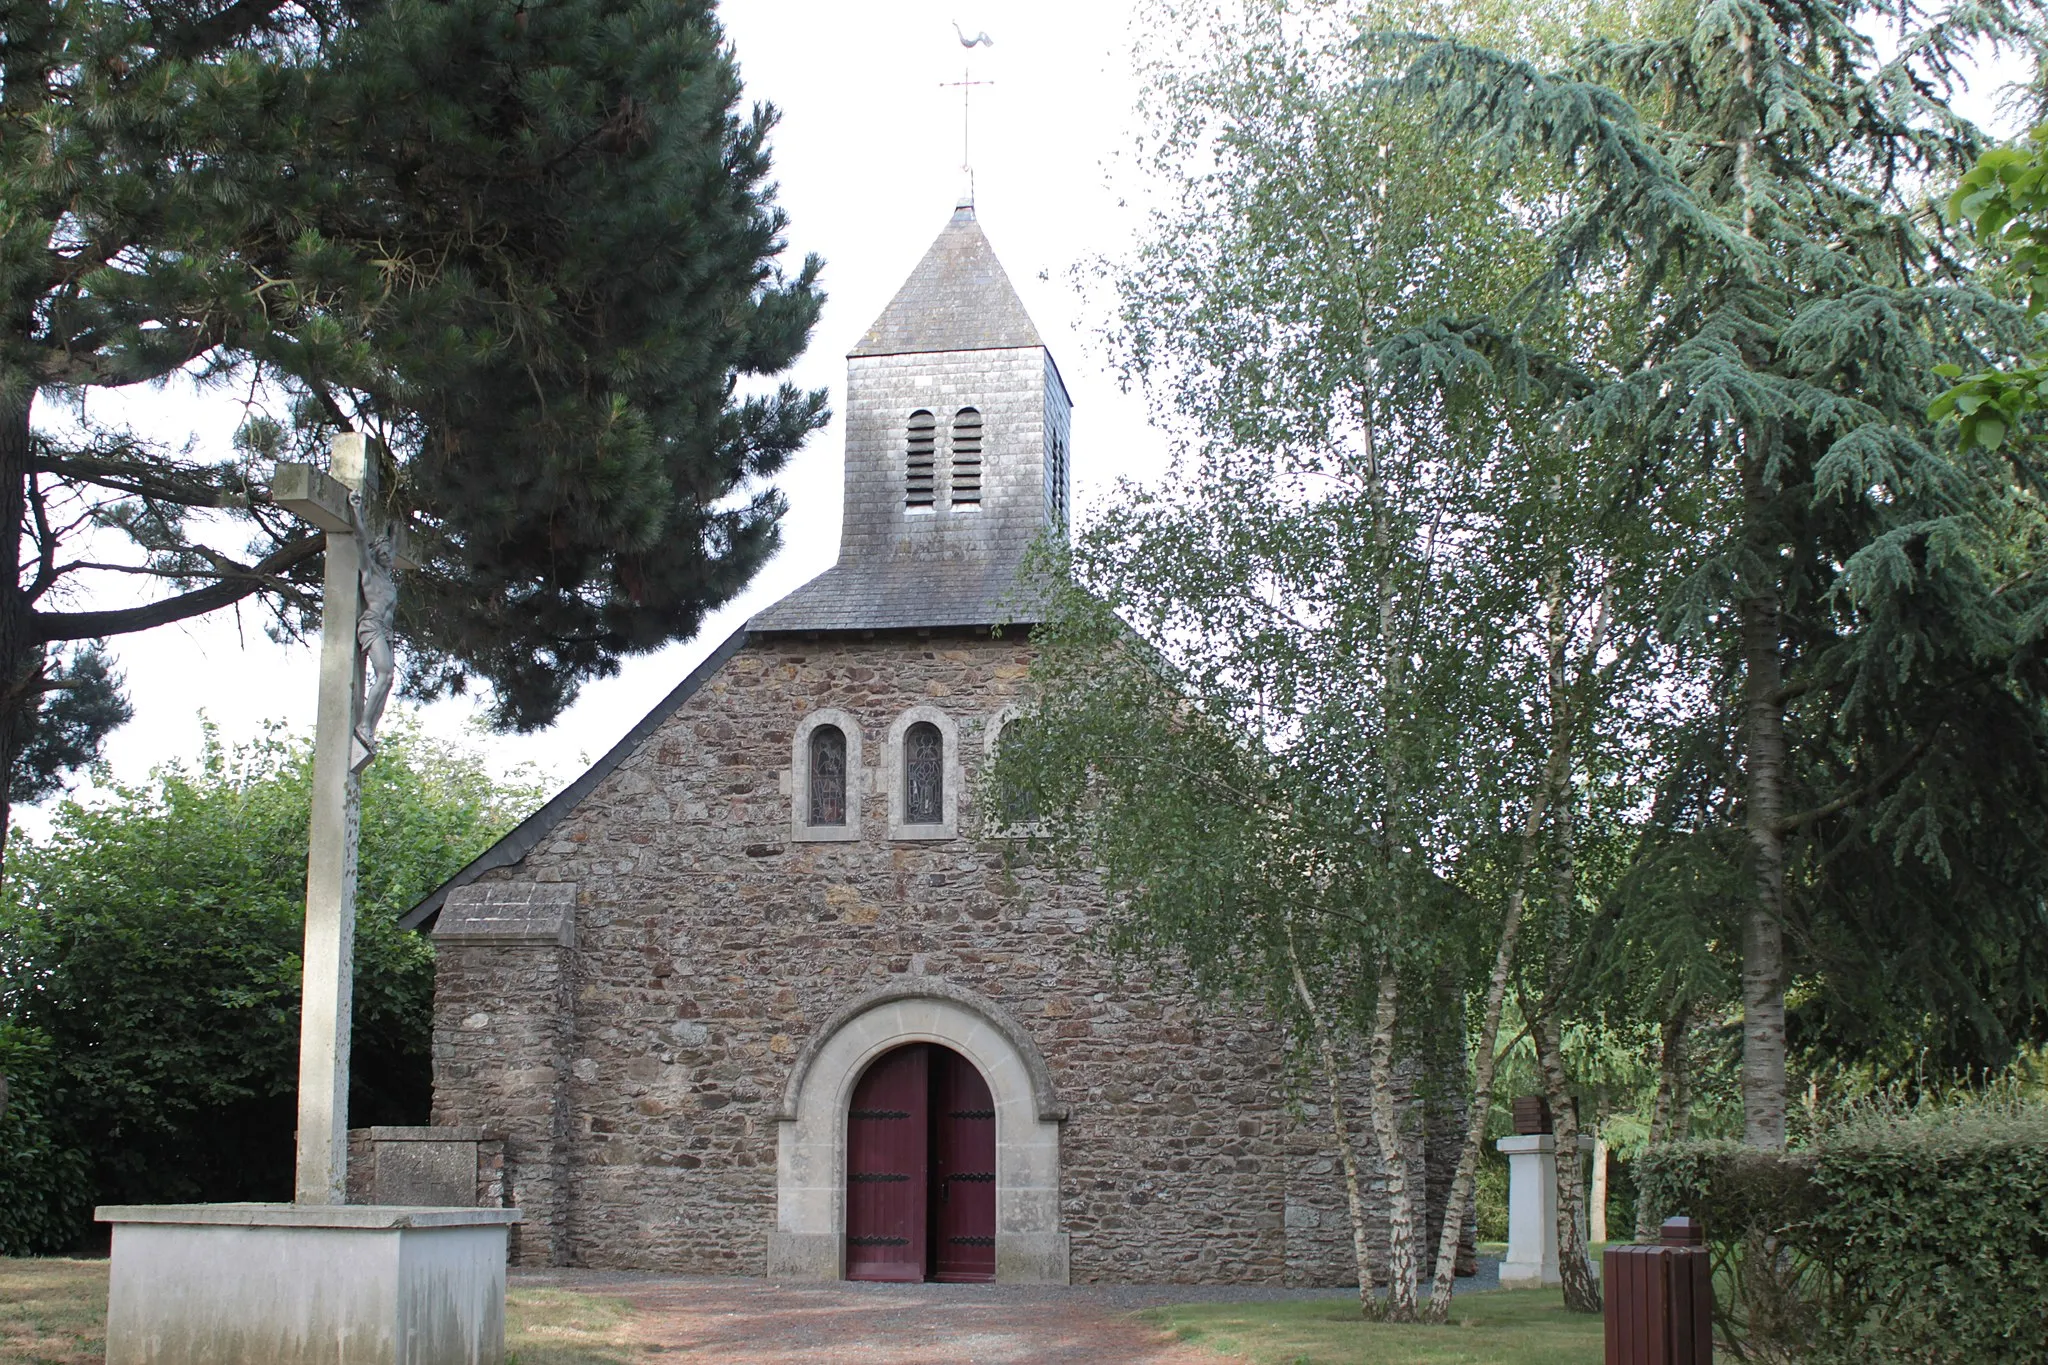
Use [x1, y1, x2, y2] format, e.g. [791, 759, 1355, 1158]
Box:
[1365, 965, 1419, 1321]
[1419, 969, 1474, 1281]
[1731, 24, 1790, 1149]
[1423, 563, 1606, 1320]
[1539, 739, 1600, 1313]
[1637, 1000, 1693, 1240]
[1590, 1131, 1608, 1246]
[0, 389, 39, 879]
[1287, 936, 1379, 1316]
[0, 14, 57, 883]
[1740, 443, 1789, 1149]
[1421, 772, 1552, 1321]
[1536, 1008, 1601, 1312]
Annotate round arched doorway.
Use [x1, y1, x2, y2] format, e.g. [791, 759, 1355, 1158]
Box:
[844, 1042, 996, 1283]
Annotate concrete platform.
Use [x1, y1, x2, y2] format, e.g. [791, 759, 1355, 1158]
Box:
[98, 1202, 521, 1365]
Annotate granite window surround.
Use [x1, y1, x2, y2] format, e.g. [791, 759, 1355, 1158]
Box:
[884, 705, 960, 841]
[981, 704, 1044, 839]
[789, 708, 864, 842]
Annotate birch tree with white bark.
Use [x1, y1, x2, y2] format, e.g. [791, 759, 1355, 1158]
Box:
[994, 0, 1674, 1321]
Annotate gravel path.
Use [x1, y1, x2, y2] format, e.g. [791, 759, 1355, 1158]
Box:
[516, 1258, 1503, 1363]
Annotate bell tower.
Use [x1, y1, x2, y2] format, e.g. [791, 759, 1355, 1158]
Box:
[752, 200, 1072, 633]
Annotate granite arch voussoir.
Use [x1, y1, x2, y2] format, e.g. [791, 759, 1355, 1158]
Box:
[775, 979, 1065, 1124]
[767, 979, 1069, 1284]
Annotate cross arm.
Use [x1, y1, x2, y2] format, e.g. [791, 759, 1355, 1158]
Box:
[273, 462, 420, 568]
[273, 462, 354, 533]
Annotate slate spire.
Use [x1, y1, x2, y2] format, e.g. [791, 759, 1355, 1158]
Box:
[849, 199, 1042, 358]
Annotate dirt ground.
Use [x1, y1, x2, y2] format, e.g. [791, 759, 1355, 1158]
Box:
[514, 1271, 1332, 1364]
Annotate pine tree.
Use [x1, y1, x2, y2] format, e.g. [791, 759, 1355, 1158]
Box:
[0, 0, 825, 854]
[1392, 0, 2048, 1144]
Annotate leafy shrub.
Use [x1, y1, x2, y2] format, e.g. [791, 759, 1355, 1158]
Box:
[1637, 1101, 2048, 1364]
[1475, 1145, 1508, 1242]
[0, 719, 540, 1244]
[0, 1023, 94, 1254]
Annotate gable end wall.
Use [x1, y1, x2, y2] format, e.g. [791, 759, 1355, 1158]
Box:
[431, 634, 1463, 1283]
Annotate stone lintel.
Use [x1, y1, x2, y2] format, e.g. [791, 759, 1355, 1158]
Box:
[358, 1125, 491, 1143]
[434, 882, 576, 947]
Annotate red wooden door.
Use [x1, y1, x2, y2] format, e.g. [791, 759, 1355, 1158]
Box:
[930, 1048, 997, 1282]
[846, 1045, 928, 1281]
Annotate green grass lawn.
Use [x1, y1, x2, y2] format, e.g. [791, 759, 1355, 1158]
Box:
[3, 1256, 1605, 1365]
[0, 1257, 105, 1365]
[1142, 1289, 1604, 1365]
[0, 1258, 638, 1365]
[502, 1286, 642, 1364]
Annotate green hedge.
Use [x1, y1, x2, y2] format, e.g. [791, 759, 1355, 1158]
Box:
[0, 1022, 95, 1254]
[1637, 1103, 2048, 1364]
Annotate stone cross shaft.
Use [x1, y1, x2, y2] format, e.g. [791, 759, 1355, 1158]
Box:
[274, 434, 410, 1205]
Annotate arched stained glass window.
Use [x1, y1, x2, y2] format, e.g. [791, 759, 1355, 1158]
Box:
[950, 408, 983, 507]
[904, 721, 944, 825]
[905, 410, 937, 508]
[994, 717, 1038, 824]
[809, 724, 847, 826]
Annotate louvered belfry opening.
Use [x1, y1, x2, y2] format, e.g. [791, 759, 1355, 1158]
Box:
[844, 1042, 997, 1283]
[905, 409, 937, 508]
[807, 724, 846, 826]
[1047, 430, 1069, 524]
[949, 407, 983, 507]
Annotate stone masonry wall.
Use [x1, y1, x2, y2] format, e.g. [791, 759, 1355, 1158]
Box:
[431, 942, 574, 1265]
[432, 630, 1469, 1283]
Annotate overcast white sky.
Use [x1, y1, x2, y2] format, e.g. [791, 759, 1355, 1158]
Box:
[31, 0, 1170, 828]
[25, 2, 2032, 831]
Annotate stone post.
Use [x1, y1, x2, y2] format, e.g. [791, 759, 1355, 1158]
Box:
[1498, 1132, 1598, 1289]
[293, 435, 369, 1205]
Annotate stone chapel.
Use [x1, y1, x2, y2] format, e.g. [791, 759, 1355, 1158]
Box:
[399, 200, 1471, 1285]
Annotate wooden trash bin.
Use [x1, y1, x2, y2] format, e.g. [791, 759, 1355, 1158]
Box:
[1604, 1217, 1713, 1364]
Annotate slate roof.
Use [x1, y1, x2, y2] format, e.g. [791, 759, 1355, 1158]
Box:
[850, 202, 1042, 357]
[746, 558, 1046, 634]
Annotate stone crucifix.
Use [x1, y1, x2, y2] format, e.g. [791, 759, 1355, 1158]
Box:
[273, 433, 413, 1205]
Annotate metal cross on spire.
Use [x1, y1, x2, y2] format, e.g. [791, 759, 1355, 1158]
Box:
[944, 22, 994, 200]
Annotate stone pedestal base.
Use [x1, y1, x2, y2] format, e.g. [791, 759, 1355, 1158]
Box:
[1497, 1134, 1597, 1291]
[98, 1203, 521, 1365]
